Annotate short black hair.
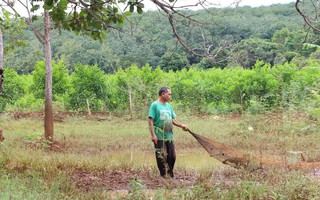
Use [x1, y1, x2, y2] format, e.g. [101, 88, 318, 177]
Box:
[159, 86, 170, 96]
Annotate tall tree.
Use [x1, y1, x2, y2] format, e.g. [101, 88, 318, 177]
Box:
[2, 0, 55, 140]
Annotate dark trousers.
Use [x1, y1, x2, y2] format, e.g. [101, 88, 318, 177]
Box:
[154, 140, 176, 177]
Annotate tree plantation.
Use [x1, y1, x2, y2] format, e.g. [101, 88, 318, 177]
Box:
[1, 61, 320, 119]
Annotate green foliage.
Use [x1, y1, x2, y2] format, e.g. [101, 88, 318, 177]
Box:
[3, 60, 320, 116]
[9, 94, 43, 112]
[230, 38, 280, 68]
[127, 178, 146, 199]
[68, 64, 106, 111]
[0, 68, 26, 111]
[112, 65, 166, 116]
[44, 0, 143, 41]
[272, 28, 311, 61]
[30, 60, 70, 101]
[159, 51, 190, 72]
[0, 10, 27, 52]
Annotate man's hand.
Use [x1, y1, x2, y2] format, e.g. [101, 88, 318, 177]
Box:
[151, 134, 158, 144]
[181, 124, 189, 131]
[148, 118, 157, 144]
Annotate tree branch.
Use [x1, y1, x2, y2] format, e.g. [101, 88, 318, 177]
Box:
[168, 14, 213, 59]
[77, 0, 120, 31]
[25, 18, 45, 44]
[148, 0, 237, 61]
[2, 0, 45, 44]
[295, 0, 320, 33]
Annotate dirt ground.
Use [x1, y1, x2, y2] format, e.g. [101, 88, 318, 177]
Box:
[71, 168, 320, 194]
[71, 168, 200, 192]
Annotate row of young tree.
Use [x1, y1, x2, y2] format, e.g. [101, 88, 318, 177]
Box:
[1, 60, 320, 118]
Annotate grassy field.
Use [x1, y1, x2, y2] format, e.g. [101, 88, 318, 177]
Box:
[0, 112, 319, 199]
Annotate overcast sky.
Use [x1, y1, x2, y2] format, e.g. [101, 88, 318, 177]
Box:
[4, 0, 296, 17]
[143, 0, 296, 10]
[230, 0, 295, 7]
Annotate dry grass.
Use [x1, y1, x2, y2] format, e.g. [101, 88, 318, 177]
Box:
[0, 112, 319, 199]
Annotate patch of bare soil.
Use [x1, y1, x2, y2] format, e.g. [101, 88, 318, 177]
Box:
[12, 111, 44, 119]
[9, 111, 111, 122]
[72, 169, 200, 191]
[11, 111, 68, 122]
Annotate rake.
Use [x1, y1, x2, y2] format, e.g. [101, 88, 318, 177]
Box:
[187, 130, 259, 168]
[187, 130, 320, 170]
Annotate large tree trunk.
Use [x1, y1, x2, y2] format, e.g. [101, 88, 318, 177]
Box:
[0, 29, 3, 140]
[0, 29, 3, 93]
[44, 11, 54, 141]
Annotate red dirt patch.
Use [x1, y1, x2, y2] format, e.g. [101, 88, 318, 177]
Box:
[9, 111, 111, 122]
[72, 169, 200, 191]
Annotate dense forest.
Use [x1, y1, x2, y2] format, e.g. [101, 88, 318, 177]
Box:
[2, 2, 320, 117]
[4, 3, 319, 73]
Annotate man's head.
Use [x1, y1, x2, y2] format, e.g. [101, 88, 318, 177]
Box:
[158, 86, 172, 102]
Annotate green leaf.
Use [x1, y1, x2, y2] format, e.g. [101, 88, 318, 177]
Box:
[43, 4, 52, 10]
[44, 0, 54, 7]
[129, 4, 134, 12]
[59, 0, 68, 8]
[123, 11, 132, 16]
[137, 7, 143, 14]
[137, 3, 144, 8]
[31, 5, 40, 12]
[4, 11, 10, 18]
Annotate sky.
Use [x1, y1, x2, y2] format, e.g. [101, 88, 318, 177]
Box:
[143, 0, 296, 10]
[3, 0, 297, 17]
[230, 0, 295, 7]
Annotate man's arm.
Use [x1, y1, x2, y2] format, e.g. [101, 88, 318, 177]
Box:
[173, 119, 189, 131]
[148, 117, 158, 144]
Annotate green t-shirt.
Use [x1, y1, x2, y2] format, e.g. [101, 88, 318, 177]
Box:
[148, 101, 176, 140]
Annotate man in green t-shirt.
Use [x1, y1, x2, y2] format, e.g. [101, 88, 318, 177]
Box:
[148, 86, 189, 178]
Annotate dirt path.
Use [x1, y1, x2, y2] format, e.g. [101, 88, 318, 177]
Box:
[72, 168, 200, 191]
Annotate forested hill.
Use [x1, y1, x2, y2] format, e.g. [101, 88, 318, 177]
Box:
[3, 2, 317, 74]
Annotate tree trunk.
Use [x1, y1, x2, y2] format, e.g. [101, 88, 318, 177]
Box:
[44, 11, 54, 142]
[0, 29, 4, 93]
[86, 98, 92, 115]
[129, 87, 133, 119]
[103, 96, 107, 113]
[0, 29, 3, 141]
